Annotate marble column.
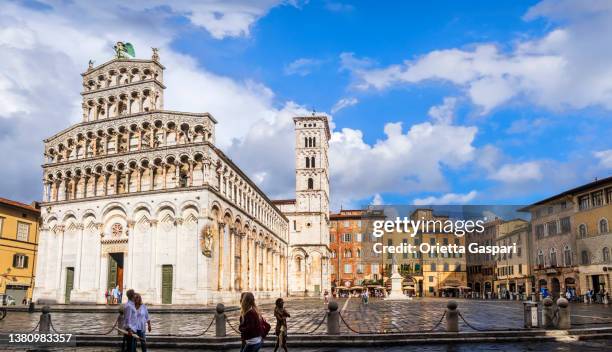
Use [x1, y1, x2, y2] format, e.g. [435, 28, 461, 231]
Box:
[74, 224, 85, 290]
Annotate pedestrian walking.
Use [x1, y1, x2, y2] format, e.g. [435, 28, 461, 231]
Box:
[239, 292, 247, 351]
[134, 293, 150, 352]
[273, 298, 290, 352]
[238, 292, 270, 352]
[113, 285, 120, 305]
[323, 290, 329, 305]
[122, 289, 138, 352]
[104, 289, 110, 305]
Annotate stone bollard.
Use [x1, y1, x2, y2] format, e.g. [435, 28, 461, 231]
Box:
[327, 301, 340, 335]
[446, 301, 459, 333]
[116, 305, 125, 335]
[28, 302, 35, 313]
[556, 298, 570, 329]
[541, 297, 555, 329]
[215, 303, 226, 337]
[523, 301, 539, 328]
[39, 306, 51, 333]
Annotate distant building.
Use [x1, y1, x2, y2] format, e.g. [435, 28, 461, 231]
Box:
[0, 198, 40, 304]
[382, 209, 467, 297]
[329, 209, 384, 291]
[573, 178, 612, 297]
[493, 219, 532, 298]
[466, 219, 500, 298]
[520, 176, 612, 299]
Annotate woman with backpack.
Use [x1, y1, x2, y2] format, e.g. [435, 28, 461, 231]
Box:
[239, 292, 270, 352]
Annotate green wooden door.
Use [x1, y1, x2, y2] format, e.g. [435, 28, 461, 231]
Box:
[107, 255, 118, 289]
[65, 267, 74, 304]
[161, 265, 173, 304]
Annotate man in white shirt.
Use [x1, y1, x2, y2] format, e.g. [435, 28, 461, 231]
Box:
[123, 289, 138, 352]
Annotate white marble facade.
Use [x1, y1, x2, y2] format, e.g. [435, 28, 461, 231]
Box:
[33, 51, 288, 304]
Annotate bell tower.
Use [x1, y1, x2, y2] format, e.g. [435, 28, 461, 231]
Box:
[294, 115, 330, 223]
[282, 114, 331, 296]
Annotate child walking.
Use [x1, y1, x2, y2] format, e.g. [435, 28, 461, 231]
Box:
[274, 298, 290, 352]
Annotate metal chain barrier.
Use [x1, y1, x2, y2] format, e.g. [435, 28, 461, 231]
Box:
[424, 310, 446, 332]
[27, 321, 40, 333]
[225, 315, 241, 334]
[338, 312, 371, 334]
[457, 311, 525, 332]
[78, 320, 118, 336]
[49, 318, 61, 334]
[300, 311, 327, 335]
[149, 315, 216, 337]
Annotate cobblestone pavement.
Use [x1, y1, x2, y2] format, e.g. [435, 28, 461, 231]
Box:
[0, 298, 610, 336]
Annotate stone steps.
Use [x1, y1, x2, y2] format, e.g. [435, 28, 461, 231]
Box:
[71, 327, 612, 349]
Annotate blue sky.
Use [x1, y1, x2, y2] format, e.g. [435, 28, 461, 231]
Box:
[0, 0, 611, 209]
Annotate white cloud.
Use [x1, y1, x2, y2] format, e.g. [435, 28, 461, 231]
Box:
[427, 97, 457, 124]
[329, 121, 477, 208]
[371, 193, 384, 205]
[114, 0, 287, 39]
[413, 190, 477, 205]
[284, 58, 323, 76]
[344, 1, 612, 114]
[489, 161, 543, 183]
[331, 97, 358, 114]
[594, 149, 612, 168]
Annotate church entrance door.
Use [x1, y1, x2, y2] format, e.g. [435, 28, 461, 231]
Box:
[65, 267, 74, 303]
[107, 253, 124, 292]
[161, 265, 173, 304]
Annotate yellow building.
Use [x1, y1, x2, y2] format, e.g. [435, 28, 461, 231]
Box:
[573, 177, 612, 296]
[382, 209, 467, 297]
[0, 198, 40, 304]
[493, 219, 532, 298]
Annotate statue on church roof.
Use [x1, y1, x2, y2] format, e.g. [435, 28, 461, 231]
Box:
[114, 41, 135, 59]
[152, 47, 159, 61]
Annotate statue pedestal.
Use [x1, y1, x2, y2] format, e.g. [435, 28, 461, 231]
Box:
[385, 272, 412, 300]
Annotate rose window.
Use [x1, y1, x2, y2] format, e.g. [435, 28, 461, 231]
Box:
[111, 223, 123, 237]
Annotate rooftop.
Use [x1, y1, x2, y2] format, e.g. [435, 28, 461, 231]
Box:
[0, 197, 41, 214]
[519, 175, 612, 211]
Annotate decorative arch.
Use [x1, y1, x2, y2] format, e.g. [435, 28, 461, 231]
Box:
[101, 202, 128, 218]
[155, 201, 176, 217]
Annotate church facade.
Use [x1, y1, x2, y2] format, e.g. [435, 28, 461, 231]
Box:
[33, 50, 290, 304]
